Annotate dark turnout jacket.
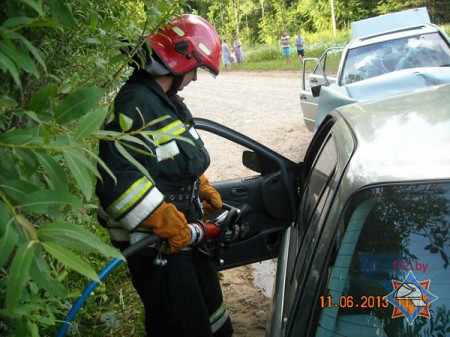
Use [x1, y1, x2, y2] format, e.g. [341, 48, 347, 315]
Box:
[95, 70, 210, 244]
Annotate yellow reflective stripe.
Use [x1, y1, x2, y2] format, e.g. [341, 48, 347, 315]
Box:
[107, 177, 153, 219]
[120, 187, 164, 230]
[97, 206, 122, 229]
[210, 301, 226, 324]
[210, 302, 229, 333]
[156, 120, 184, 134]
[154, 120, 186, 145]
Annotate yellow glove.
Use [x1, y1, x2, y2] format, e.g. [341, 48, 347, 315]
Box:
[140, 202, 191, 254]
[199, 175, 223, 219]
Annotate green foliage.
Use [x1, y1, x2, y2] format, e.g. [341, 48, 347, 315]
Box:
[304, 29, 351, 58]
[0, 0, 186, 336]
[190, 0, 450, 46]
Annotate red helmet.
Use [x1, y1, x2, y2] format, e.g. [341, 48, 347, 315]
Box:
[146, 14, 221, 76]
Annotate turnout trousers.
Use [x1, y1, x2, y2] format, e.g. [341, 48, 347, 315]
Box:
[126, 248, 234, 337]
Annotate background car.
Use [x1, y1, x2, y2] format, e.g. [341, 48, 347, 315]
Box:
[195, 83, 450, 336]
[300, 7, 450, 132]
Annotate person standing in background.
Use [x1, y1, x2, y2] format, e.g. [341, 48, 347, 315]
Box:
[280, 31, 291, 68]
[295, 31, 305, 65]
[233, 37, 244, 63]
[221, 39, 231, 69]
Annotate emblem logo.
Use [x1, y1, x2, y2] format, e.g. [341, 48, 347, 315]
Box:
[385, 270, 438, 324]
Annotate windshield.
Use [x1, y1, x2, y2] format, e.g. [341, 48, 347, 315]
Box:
[315, 182, 450, 337]
[341, 32, 450, 85]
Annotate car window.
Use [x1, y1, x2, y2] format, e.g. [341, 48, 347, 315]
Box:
[280, 122, 341, 319]
[314, 47, 343, 78]
[300, 136, 337, 227]
[341, 32, 450, 85]
[314, 182, 450, 337]
[290, 135, 338, 287]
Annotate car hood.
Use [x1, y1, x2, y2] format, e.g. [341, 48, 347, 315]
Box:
[344, 67, 450, 100]
[340, 83, 450, 187]
[315, 67, 450, 131]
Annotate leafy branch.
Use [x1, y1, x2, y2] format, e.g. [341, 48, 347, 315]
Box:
[0, 1, 187, 336]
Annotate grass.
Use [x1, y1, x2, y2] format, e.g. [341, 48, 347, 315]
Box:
[222, 29, 350, 73]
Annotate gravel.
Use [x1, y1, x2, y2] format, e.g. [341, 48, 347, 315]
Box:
[181, 70, 313, 337]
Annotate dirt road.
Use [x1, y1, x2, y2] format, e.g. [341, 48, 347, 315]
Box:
[182, 70, 313, 337]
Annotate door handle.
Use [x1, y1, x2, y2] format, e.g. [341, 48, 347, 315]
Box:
[231, 187, 248, 197]
[310, 78, 318, 83]
[300, 94, 307, 101]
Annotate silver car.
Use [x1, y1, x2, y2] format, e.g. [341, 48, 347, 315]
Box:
[300, 8, 450, 132]
[196, 83, 450, 336]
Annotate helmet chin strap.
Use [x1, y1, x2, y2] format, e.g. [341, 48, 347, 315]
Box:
[142, 54, 185, 94]
[140, 47, 192, 95]
[143, 54, 171, 76]
[168, 74, 185, 95]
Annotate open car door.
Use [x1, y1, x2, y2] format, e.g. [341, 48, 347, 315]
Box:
[300, 47, 344, 132]
[194, 118, 299, 271]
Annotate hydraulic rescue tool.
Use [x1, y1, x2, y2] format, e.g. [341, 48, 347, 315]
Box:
[153, 203, 243, 266]
[57, 203, 244, 337]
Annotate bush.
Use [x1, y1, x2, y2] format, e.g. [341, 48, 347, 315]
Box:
[0, 1, 185, 336]
[303, 29, 351, 58]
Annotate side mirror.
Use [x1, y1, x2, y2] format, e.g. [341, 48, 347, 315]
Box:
[242, 151, 261, 173]
[311, 85, 322, 97]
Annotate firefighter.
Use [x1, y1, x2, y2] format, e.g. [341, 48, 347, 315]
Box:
[95, 14, 233, 337]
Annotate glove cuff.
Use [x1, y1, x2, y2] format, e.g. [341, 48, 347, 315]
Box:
[199, 174, 209, 185]
[188, 221, 208, 246]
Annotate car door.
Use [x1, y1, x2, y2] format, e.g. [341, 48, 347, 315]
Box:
[193, 117, 299, 270]
[266, 115, 355, 337]
[300, 47, 344, 132]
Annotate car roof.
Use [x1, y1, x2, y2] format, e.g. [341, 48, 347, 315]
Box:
[333, 83, 450, 192]
[347, 24, 440, 50]
[351, 7, 430, 39]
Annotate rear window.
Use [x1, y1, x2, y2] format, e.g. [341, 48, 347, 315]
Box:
[315, 182, 450, 337]
[341, 32, 450, 85]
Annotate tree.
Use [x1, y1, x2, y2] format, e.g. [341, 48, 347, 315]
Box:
[188, 0, 450, 45]
[377, 0, 450, 23]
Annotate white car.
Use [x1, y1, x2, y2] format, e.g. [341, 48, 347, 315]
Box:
[300, 7, 450, 132]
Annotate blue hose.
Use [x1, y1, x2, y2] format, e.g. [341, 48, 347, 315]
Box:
[56, 235, 159, 337]
[56, 258, 123, 337]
